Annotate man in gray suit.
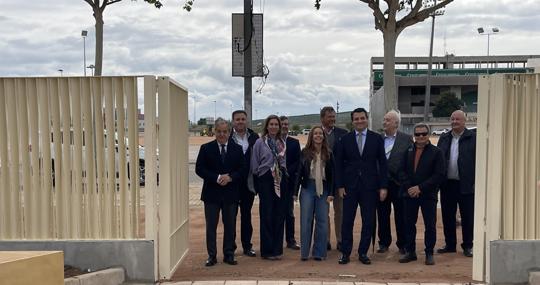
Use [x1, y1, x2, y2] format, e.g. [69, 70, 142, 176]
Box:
[376, 110, 413, 254]
[320, 106, 348, 251]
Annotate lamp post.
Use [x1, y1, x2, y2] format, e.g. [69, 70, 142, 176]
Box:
[213, 100, 217, 120]
[87, 64, 95, 76]
[423, 0, 445, 123]
[478, 27, 500, 71]
[58, 69, 63, 76]
[81, 30, 88, 76]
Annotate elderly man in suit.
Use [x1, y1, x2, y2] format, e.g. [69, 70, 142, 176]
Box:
[376, 110, 413, 254]
[320, 106, 348, 251]
[196, 118, 246, 266]
[436, 110, 476, 258]
[280, 115, 301, 250]
[335, 108, 388, 265]
[398, 123, 446, 265]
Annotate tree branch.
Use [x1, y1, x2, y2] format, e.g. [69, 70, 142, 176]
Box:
[396, 0, 453, 34]
[83, 0, 95, 8]
[360, 0, 387, 32]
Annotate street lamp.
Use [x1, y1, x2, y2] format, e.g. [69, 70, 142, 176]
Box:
[213, 100, 217, 120]
[81, 30, 88, 76]
[58, 69, 63, 76]
[423, 0, 445, 122]
[87, 64, 95, 76]
[478, 27, 500, 70]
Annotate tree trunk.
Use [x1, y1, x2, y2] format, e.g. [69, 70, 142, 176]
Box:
[383, 31, 398, 112]
[94, 9, 104, 76]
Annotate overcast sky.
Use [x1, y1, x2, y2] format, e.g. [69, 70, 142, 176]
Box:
[1, 0, 539, 120]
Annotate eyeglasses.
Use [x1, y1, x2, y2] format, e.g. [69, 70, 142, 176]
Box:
[414, 132, 429, 137]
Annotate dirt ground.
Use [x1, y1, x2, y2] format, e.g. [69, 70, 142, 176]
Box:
[172, 206, 472, 282]
[171, 134, 466, 282]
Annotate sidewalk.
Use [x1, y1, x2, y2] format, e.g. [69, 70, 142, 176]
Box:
[162, 281, 481, 285]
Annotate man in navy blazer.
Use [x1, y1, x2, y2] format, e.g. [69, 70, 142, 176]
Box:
[280, 116, 301, 250]
[335, 108, 388, 265]
[196, 118, 246, 267]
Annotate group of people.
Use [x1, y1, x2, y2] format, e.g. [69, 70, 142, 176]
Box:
[195, 106, 476, 267]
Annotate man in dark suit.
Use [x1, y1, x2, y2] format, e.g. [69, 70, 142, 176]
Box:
[196, 118, 246, 266]
[335, 108, 388, 265]
[376, 110, 413, 254]
[230, 110, 260, 257]
[320, 106, 348, 251]
[398, 123, 446, 265]
[436, 110, 476, 258]
[280, 116, 301, 250]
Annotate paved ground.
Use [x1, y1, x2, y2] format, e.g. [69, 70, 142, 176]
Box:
[162, 282, 481, 285]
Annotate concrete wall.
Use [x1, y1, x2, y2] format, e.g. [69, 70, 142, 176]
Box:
[0, 240, 154, 282]
[490, 240, 540, 284]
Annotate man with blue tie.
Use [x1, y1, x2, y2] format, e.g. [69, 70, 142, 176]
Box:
[335, 108, 388, 265]
[196, 118, 246, 266]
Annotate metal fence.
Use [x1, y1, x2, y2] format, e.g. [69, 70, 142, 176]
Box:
[0, 76, 189, 280]
[473, 73, 540, 282]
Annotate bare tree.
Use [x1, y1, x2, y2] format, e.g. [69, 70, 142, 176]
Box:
[83, 0, 164, 76]
[315, 0, 453, 112]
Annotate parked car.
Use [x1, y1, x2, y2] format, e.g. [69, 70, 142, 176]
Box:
[301, 128, 311, 135]
[432, 128, 449, 135]
[288, 130, 298, 136]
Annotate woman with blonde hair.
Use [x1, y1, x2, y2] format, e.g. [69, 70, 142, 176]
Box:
[294, 126, 335, 260]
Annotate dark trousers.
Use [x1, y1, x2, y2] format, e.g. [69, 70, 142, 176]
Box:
[340, 187, 377, 256]
[284, 180, 297, 244]
[256, 171, 287, 257]
[376, 180, 405, 250]
[204, 201, 237, 259]
[404, 197, 437, 255]
[238, 185, 255, 251]
[440, 179, 474, 250]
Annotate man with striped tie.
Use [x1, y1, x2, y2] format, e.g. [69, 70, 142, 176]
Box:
[376, 110, 413, 255]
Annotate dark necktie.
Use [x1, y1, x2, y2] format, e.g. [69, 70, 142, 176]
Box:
[220, 144, 226, 163]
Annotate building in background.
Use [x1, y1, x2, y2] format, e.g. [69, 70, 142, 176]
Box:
[369, 54, 540, 132]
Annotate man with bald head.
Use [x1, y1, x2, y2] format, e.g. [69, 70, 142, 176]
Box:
[376, 110, 413, 254]
[436, 110, 476, 258]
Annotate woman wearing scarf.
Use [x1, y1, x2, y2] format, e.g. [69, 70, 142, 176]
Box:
[251, 115, 288, 260]
[294, 126, 335, 261]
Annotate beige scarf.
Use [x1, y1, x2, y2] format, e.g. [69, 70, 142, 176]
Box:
[310, 153, 325, 197]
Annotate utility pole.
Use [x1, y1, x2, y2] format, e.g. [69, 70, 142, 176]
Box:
[423, 0, 444, 123]
[244, 0, 253, 126]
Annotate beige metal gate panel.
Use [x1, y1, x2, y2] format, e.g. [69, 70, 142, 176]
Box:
[474, 73, 540, 282]
[0, 80, 9, 239]
[38, 79, 53, 238]
[156, 77, 189, 280]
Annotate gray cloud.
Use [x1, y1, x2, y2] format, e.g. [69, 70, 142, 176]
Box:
[1, 0, 539, 119]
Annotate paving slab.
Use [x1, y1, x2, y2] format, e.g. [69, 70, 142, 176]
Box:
[192, 282, 225, 285]
[257, 281, 290, 285]
[225, 281, 258, 285]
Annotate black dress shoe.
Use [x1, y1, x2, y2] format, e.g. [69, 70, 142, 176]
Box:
[463, 248, 473, 257]
[327, 242, 332, 250]
[243, 249, 256, 257]
[338, 254, 350, 264]
[262, 256, 278, 261]
[425, 254, 435, 265]
[358, 254, 371, 265]
[313, 257, 323, 261]
[376, 245, 389, 253]
[223, 256, 238, 265]
[287, 242, 300, 250]
[205, 257, 217, 267]
[399, 253, 418, 263]
[300, 257, 308, 261]
[437, 246, 456, 254]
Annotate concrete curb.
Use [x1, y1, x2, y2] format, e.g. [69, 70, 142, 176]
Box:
[65, 267, 125, 285]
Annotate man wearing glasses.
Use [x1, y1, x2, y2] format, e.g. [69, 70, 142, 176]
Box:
[398, 123, 445, 265]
